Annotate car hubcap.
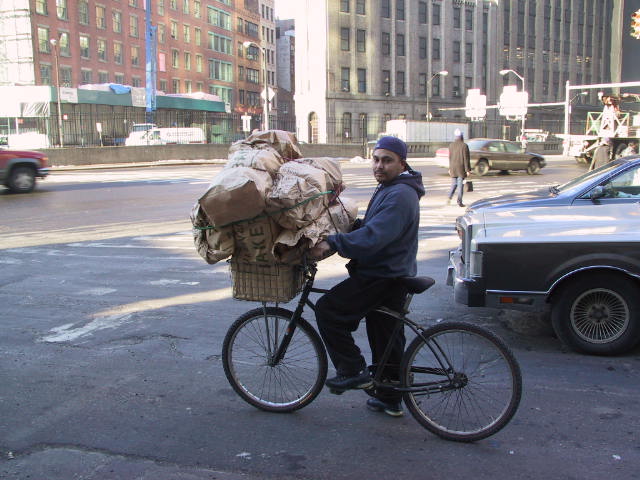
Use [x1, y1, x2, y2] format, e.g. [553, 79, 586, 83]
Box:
[15, 172, 34, 190]
[570, 288, 629, 343]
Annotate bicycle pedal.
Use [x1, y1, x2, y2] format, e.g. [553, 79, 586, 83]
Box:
[328, 388, 345, 395]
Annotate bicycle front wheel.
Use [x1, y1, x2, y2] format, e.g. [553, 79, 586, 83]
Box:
[402, 322, 522, 442]
[222, 307, 328, 413]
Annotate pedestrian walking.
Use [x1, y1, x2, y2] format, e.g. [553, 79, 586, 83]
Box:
[309, 136, 425, 417]
[447, 130, 471, 207]
[590, 137, 612, 171]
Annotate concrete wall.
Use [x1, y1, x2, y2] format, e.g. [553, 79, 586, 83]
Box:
[43, 143, 366, 167]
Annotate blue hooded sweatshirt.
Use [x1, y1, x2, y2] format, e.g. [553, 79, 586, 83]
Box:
[326, 168, 425, 278]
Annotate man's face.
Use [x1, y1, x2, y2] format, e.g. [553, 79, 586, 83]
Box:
[372, 148, 406, 183]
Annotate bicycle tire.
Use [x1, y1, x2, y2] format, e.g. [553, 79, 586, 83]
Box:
[401, 322, 522, 442]
[222, 307, 328, 413]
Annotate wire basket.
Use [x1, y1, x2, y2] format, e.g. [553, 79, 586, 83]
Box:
[229, 260, 305, 303]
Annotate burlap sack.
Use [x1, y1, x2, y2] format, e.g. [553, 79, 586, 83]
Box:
[232, 215, 282, 265]
[241, 129, 303, 159]
[225, 145, 283, 176]
[198, 166, 272, 227]
[295, 157, 343, 192]
[267, 161, 329, 230]
[273, 196, 359, 263]
[190, 203, 235, 264]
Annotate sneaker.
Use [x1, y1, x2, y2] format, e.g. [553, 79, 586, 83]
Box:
[366, 397, 404, 417]
[457, 201, 466, 207]
[325, 370, 373, 391]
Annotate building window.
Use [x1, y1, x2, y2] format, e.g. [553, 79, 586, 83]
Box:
[97, 39, 107, 61]
[432, 75, 441, 96]
[60, 66, 72, 86]
[340, 28, 350, 51]
[207, 6, 231, 30]
[183, 0, 189, 14]
[196, 54, 203, 72]
[342, 112, 352, 138]
[40, 64, 52, 84]
[245, 21, 259, 38]
[356, 29, 366, 52]
[194, 0, 201, 17]
[171, 49, 179, 68]
[396, 34, 405, 56]
[81, 69, 92, 84]
[396, 71, 405, 95]
[59, 32, 70, 56]
[382, 70, 390, 95]
[36, 0, 48, 15]
[247, 68, 259, 83]
[208, 33, 232, 54]
[184, 25, 191, 43]
[56, 0, 68, 20]
[130, 0, 138, 7]
[396, 0, 405, 20]
[453, 76, 461, 97]
[184, 52, 191, 70]
[170, 20, 178, 38]
[37, 27, 50, 53]
[113, 11, 122, 33]
[419, 37, 427, 59]
[465, 76, 473, 92]
[238, 65, 244, 80]
[418, 1, 427, 24]
[115, 73, 125, 84]
[432, 38, 440, 60]
[170, 0, 177, 8]
[131, 46, 140, 66]
[160, 79, 167, 91]
[195, 27, 201, 45]
[418, 73, 427, 96]
[356, 0, 365, 15]
[381, 32, 390, 56]
[98, 71, 109, 83]
[96, 5, 106, 29]
[78, 0, 89, 25]
[381, 0, 390, 18]
[357, 68, 366, 93]
[432, 4, 440, 25]
[453, 7, 461, 28]
[158, 24, 165, 43]
[453, 41, 461, 62]
[158, 0, 164, 15]
[185, 80, 192, 92]
[79, 35, 90, 58]
[113, 42, 122, 63]
[340, 0, 349, 13]
[130, 15, 138, 37]
[465, 9, 473, 30]
[465, 43, 473, 63]
[172, 79, 180, 93]
[208, 59, 233, 81]
[341, 67, 350, 92]
[132, 76, 141, 87]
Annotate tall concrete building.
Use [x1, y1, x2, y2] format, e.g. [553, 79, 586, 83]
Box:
[294, 0, 620, 143]
[276, 18, 295, 130]
[0, 0, 278, 120]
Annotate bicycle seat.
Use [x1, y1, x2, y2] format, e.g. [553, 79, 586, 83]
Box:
[398, 276, 435, 294]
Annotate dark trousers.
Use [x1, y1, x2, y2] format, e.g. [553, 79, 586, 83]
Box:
[315, 274, 407, 402]
[448, 176, 464, 203]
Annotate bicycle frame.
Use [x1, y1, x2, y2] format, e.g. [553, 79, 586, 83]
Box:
[266, 263, 461, 396]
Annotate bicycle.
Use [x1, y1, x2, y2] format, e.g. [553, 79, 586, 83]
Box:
[222, 262, 522, 442]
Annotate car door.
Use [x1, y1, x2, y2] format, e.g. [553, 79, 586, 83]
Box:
[486, 141, 508, 170]
[503, 141, 525, 170]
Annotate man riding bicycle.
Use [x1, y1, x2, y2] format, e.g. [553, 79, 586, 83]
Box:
[309, 136, 425, 417]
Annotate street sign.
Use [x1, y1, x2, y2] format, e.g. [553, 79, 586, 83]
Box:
[465, 89, 487, 119]
[260, 87, 276, 102]
[499, 85, 528, 118]
[241, 115, 252, 132]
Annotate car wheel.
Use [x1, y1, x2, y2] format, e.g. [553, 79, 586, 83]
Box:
[7, 165, 36, 193]
[474, 159, 490, 176]
[551, 273, 640, 355]
[526, 159, 541, 175]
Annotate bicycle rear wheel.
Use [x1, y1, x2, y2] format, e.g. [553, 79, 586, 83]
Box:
[222, 307, 328, 413]
[402, 322, 522, 442]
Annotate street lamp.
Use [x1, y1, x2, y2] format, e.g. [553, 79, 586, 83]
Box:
[243, 41, 269, 131]
[49, 38, 64, 147]
[426, 70, 448, 122]
[499, 69, 526, 146]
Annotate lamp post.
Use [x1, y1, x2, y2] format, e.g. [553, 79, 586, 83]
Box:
[426, 70, 448, 122]
[499, 69, 526, 146]
[49, 38, 64, 147]
[243, 41, 269, 131]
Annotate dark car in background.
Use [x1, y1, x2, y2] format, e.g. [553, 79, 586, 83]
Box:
[435, 138, 546, 175]
[0, 148, 49, 193]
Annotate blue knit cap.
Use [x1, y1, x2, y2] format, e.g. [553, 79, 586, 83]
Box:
[374, 136, 407, 160]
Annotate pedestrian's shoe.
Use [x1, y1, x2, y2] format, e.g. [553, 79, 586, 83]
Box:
[366, 397, 404, 417]
[445, 197, 452, 206]
[325, 370, 373, 393]
[458, 201, 465, 207]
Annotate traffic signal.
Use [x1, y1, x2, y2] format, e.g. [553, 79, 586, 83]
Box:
[632, 9, 640, 39]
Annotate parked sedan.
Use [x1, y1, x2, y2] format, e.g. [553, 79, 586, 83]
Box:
[447, 155, 640, 355]
[434, 138, 546, 175]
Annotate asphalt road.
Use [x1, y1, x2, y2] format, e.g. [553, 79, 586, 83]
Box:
[1, 157, 639, 480]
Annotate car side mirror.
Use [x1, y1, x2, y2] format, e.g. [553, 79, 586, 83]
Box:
[589, 185, 606, 200]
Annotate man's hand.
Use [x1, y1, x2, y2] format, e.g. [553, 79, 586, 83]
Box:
[309, 240, 334, 260]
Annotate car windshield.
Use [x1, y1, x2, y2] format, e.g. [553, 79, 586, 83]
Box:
[556, 161, 624, 192]
[467, 140, 487, 150]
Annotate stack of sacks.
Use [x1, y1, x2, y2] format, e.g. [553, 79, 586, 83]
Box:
[191, 130, 355, 269]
